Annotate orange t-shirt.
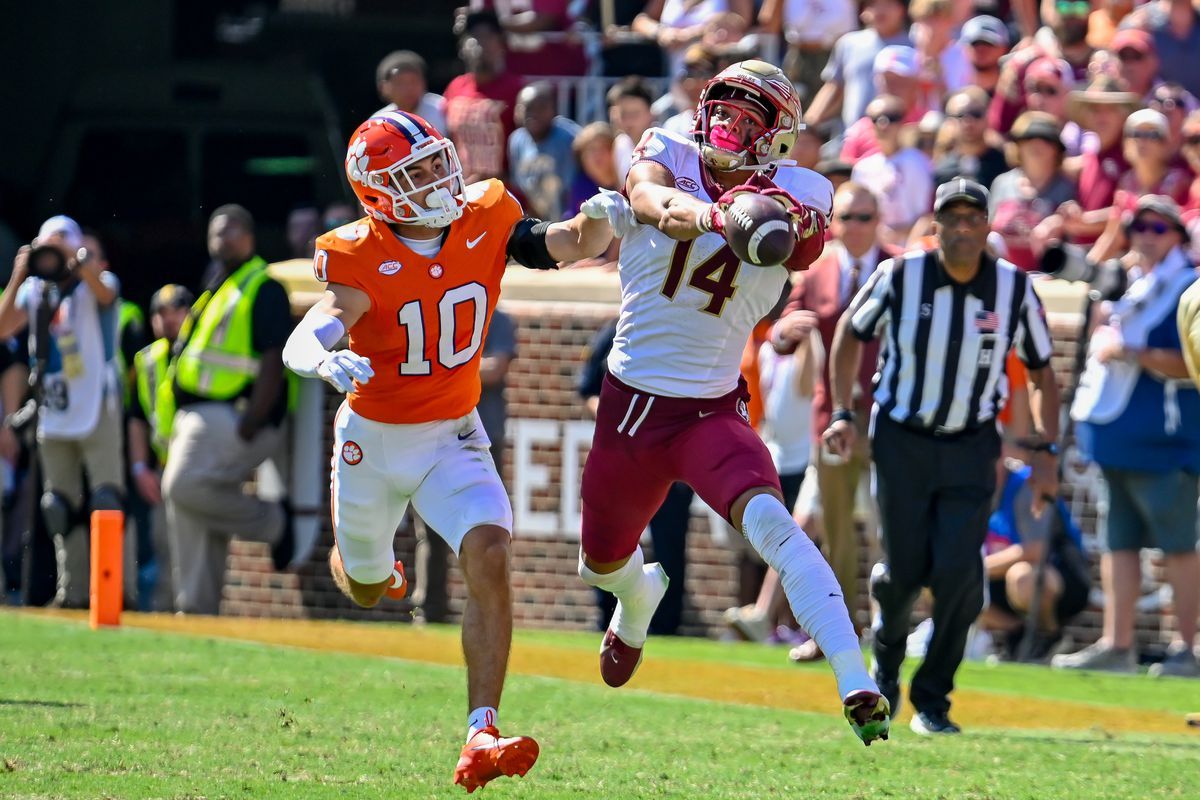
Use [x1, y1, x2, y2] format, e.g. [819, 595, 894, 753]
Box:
[996, 349, 1028, 427]
[314, 179, 523, 423]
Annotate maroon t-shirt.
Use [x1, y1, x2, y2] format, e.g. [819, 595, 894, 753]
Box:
[1074, 140, 1130, 246]
[443, 71, 526, 181]
[472, 0, 588, 77]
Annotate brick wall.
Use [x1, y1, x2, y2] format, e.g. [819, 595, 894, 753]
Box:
[222, 288, 1182, 652]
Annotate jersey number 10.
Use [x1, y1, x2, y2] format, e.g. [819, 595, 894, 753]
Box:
[396, 282, 488, 375]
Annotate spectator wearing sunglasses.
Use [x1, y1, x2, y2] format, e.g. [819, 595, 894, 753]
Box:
[1090, 109, 1192, 262]
[851, 94, 934, 247]
[935, 87, 1009, 190]
[1111, 28, 1161, 101]
[990, 112, 1077, 271]
[1122, 0, 1200, 100]
[840, 45, 925, 165]
[1058, 194, 1200, 677]
[1147, 83, 1199, 169]
[1023, 56, 1085, 156]
[988, 0, 1094, 134]
[1183, 110, 1200, 214]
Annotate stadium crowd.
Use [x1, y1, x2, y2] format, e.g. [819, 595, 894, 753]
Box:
[1, 0, 1199, 684]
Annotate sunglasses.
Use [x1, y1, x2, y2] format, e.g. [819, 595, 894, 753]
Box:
[950, 109, 985, 120]
[1055, 0, 1090, 17]
[936, 211, 988, 227]
[1028, 83, 1062, 97]
[1117, 49, 1147, 62]
[1129, 219, 1172, 235]
[872, 112, 904, 127]
[837, 212, 877, 223]
[1151, 97, 1183, 112]
[1127, 129, 1165, 140]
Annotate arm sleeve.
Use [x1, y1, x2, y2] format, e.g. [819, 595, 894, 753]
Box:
[1012, 275, 1054, 369]
[849, 260, 894, 342]
[251, 280, 294, 353]
[505, 218, 559, 270]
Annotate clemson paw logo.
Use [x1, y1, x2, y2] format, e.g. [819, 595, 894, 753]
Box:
[346, 137, 369, 182]
[341, 441, 363, 465]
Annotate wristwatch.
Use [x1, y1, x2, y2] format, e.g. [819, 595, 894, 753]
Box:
[1030, 441, 1059, 456]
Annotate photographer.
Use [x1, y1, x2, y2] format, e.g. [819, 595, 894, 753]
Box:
[0, 216, 124, 607]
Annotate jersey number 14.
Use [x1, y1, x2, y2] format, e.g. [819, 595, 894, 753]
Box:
[396, 282, 487, 375]
[662, 240, 741, 316]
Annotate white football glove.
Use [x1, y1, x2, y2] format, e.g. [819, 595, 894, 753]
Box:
[581, 187, 637, 238]
[317, 350, 374, 394]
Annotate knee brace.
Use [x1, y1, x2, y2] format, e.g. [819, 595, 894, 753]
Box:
[90, 484, 124, 513]
[40, 491, 76, 538]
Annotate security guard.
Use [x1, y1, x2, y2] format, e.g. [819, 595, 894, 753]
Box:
[128, 284, 192, 611]
[825, 178, 1061, 735]
[161, 205, 294, 615]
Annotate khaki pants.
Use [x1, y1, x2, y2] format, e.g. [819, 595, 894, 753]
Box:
[40, 401, 125, 608]
[162, 403, 284, 615]
[815, 417, 871, 630]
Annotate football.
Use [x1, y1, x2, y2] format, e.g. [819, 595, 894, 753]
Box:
[723, 192, 796, 267]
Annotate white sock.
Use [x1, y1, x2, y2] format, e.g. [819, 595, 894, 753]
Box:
[467, 706, 497, 740]
[741, 494, 876, 700]
[579, 546, 666, 648]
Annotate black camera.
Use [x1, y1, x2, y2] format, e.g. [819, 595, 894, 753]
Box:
[27, 244, 73, 282]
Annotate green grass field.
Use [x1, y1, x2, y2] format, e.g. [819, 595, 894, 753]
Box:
[2, 611, 1199, 799]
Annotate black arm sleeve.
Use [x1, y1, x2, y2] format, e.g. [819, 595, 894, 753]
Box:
[506, 218, 559, 271]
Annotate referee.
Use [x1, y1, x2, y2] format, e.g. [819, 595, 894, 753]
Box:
[824, 178, 1061, 735]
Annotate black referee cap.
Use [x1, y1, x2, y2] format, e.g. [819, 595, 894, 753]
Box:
[934, 177, 989, 213]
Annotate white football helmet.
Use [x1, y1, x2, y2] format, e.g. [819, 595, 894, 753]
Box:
[693, 60, 802, 171]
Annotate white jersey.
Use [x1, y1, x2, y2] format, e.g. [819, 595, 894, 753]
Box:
[608, 127, 834, 398]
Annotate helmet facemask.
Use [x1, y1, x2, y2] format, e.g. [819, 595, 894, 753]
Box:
[696, 91, 774, 170]
[693, 61, 802, 172]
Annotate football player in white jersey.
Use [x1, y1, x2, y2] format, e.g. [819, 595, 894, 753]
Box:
[577, 60, 891, 745]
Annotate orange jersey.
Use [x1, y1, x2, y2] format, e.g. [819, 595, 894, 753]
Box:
[314, 179, 523, 423]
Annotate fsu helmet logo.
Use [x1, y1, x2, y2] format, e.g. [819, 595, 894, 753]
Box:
[341, 441, 363, 465]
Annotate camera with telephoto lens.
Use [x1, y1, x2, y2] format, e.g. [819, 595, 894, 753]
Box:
[26, 244, 73, 282]
[1039, 242, 1127, 303]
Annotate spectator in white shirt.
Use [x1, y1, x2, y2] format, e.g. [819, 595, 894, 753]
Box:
[851, 94, 934, 246]
[910, 0, 972, 111]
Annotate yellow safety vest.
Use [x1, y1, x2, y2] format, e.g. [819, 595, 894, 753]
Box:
[172, 256, 271, 400]
[117, 300, 145, 410]
[134, 337, 172, 463]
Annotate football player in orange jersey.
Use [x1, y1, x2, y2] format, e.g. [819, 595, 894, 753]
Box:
[283, 110, 631, 793]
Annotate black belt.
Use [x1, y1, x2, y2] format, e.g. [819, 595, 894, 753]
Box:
[889, 415, 992, 441]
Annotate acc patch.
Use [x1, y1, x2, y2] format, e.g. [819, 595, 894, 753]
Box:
[378, 260, 402, 275]
[341, 440, 363, 465]
[675, 176, 700, 193]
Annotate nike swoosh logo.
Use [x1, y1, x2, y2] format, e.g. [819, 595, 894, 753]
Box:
[698, 411, 716, 418]
[466, 233, 487, 249]
[458, 428, 477, 441]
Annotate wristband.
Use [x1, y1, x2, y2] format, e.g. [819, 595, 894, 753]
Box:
[830, 407, 856, 425]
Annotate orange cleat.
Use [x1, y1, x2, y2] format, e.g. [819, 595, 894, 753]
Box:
[385, 561, 407, 600]
[452, 726, 539, 793]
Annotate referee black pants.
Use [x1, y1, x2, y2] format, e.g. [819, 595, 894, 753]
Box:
[870, 413, 1000, 716]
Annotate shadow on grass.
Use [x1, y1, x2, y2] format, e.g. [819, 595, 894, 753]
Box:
[0, 698, 83, 708]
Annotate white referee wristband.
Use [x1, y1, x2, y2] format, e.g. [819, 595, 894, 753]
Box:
[283, 312, 346, 378]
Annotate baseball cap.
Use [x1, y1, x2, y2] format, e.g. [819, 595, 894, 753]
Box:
[1110, 28, 1155, 57]
[1129, 195, 1190, 243]
[150, 284, 195, 314]
[873, 45, 919, 78]
[1024, 56, 1075, 91]
[1124, 107, 1169, 136]
[376, 50, 426, 84]
[960, 16, 1010, 48]
[35, 215, 83, 251]
[934, 177, 989, 213]
[1011, 111, 1065, 149]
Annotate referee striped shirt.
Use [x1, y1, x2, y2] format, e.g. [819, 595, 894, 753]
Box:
[848, 249, 1054, 435]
